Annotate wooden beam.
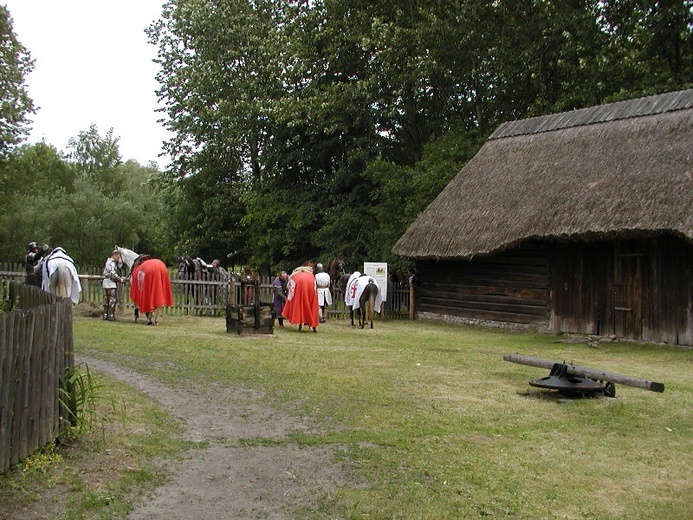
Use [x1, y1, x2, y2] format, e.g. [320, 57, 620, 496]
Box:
[503, 354, 665, 393]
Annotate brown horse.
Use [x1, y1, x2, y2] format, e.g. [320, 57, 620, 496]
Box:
[327, 257, 345, 285]
[358, 279, 379, 329]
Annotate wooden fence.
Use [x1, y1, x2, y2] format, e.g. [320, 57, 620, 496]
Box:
[0, 262, 413, 320]
[0, 282, 74, 473]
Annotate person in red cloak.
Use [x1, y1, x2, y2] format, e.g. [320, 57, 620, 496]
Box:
[281, 265, 319, 332]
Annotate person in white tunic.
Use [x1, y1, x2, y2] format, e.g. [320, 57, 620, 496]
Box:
[315, 263, 332, 323]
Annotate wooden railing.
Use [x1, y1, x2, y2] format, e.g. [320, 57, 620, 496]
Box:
[0, 282, 74, 473]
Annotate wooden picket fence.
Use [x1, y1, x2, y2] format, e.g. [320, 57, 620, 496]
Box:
[0, 282, 74, 473]
[0, 263, 235, 318]
[0, 262, 413, 320]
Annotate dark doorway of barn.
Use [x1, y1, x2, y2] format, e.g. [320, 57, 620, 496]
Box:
[612, 241, 643, 339]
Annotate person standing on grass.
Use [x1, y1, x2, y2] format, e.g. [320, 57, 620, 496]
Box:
[315, 263, 332, 323]
[282, 264, 319, 332]
[102, 249, 126, 321]
[272, 270, 288, 328]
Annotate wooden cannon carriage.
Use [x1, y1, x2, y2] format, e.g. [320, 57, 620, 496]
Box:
[503, 354, 665, 397]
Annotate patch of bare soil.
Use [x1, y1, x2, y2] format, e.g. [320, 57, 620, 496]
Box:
[76, 356, 352, 519]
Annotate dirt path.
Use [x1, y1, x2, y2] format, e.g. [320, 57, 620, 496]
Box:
[77, 356, 350, 519]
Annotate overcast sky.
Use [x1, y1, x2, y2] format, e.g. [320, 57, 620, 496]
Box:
[5, 0, 171, 168]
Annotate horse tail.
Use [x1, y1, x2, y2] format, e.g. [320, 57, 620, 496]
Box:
[367, 283, 378, 328]
[358, 281, 378, 329]
[51, 263, 72, 299]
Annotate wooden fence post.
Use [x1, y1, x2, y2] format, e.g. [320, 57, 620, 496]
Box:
[409, 284, 415, 320]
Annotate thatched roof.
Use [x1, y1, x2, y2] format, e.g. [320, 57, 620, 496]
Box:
[393, 89, 693, 260]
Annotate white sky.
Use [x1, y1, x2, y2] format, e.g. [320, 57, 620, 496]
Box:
[4, 0, 172, 168]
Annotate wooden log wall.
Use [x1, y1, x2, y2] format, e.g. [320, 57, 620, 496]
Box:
[1, 282, 74, 473]
[415, 244, 550, 326]
[413, 236, 692, 345]
[550, 237, 693, 345]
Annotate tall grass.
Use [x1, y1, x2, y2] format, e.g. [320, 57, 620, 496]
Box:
[73, 315, 692, 519]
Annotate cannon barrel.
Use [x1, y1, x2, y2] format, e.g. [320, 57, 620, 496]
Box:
[503, 354, 665, 393]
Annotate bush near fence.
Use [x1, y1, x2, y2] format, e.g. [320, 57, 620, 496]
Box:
[0, 282, 74, 473]
[1, 263, 412, 320]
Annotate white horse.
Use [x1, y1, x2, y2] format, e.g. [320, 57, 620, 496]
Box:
[116, 245, 173, 325]
[39, 247, 81, 304]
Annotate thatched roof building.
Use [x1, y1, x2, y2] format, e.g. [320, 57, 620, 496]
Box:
[393, 89, 693, 260]
[393, 90, 693, 345]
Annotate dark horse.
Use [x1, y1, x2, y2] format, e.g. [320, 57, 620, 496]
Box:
[357, 279, 379, 329]
[177, 255, 204, 308]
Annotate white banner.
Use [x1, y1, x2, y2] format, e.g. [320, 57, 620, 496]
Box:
[363, 262, 388, 301]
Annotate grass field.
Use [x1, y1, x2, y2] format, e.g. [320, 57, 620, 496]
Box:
[2, 314, 691, 519]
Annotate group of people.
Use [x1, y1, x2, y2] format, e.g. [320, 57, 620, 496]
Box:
[25, 243, 127, 320]
[271, 263, 326, 332]
[24, 241, 235, 322]
[271, 262, 381, 332]
[24, 241, 391, 329]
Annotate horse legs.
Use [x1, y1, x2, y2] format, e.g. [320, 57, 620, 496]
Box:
[368, 298, 374, 329]
[349, 307, 355, 326]
[133, 306, 139, 322]
[146, 309, 160, 325]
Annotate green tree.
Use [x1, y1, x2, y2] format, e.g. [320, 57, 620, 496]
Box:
[3, 141, 74, 196]
[21, 176, 140, 266]
[119, 159, 172, 260]
[598, 0, 693, 98]
[0, 5, 35, 157]
[0, 143, 74, 260]
[66, 124, 125, 196]
[148, 0, 293, 266]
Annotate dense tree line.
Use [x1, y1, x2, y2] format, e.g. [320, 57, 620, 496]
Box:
[147, 0, 692, 273]
[0, 124, 171, 266]
[2, 2, 691, 273]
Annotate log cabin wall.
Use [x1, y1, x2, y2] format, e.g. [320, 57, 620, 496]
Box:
[415, 236, 693, 345]
[415, 243, 550, 327]
[549, 241, 613, 337]
[549, 237, 693, 345]
[636, 236, 691, 345]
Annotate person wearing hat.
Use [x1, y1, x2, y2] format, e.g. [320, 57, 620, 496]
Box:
[24, 241, 49, 286]
[102, 249, 126, 321]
